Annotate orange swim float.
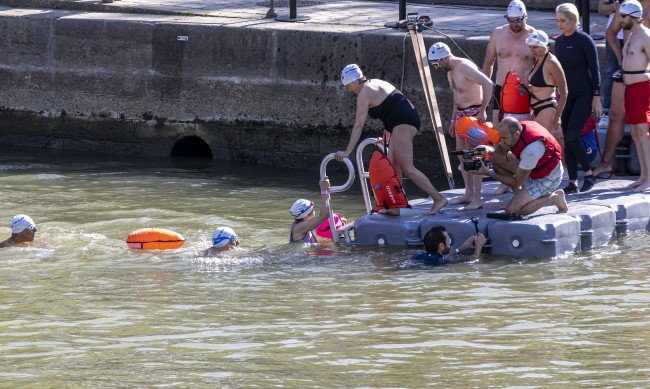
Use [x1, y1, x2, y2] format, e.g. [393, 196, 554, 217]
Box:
[501, 70, 530, 115]
[126, 228, 186, 250]
[455, 116, 500, 148]
[369, 150, 409, 212]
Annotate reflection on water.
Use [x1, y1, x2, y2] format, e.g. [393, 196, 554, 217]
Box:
[0, 146, 649, 387]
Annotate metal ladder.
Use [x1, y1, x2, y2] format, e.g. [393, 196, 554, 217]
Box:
[319, 153, 355, 244]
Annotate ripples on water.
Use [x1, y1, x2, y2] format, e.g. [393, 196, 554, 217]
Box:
[0, 146, 649, 387]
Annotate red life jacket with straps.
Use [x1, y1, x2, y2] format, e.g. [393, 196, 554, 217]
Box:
[510, 121, 562, 179]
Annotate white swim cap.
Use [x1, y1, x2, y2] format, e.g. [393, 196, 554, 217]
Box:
[526, 29, 549, 48]
[428, 42, 451, 61]
[341, 64, 363, 86]
[620, 0, 643, 18]
[507, 0, 527, 17]
[11, 214, 36, 234]
[290, 199, 314, 219]
[212, 226, 238, 248]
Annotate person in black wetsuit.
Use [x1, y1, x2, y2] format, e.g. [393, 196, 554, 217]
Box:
[334, 64, 448, 215]
[555, 3, 603, 194]
[412, 225, 486, 265]
[524, 29, 568, 151]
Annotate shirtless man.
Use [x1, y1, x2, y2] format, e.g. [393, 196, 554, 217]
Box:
[619, 0, 650, 191]
[483, 0, 535, 125]
[593, 0, 650, 178]
[429, 42, 493, 210]
[0, 214, 37, 248]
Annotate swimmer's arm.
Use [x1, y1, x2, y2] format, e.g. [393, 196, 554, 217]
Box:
[598, 0, 618, 16]
[341, 92, 370, 157]
[606, 13, 624, 65]
[482, 32, 497, 79]
[464, 63, 494, 119]
[292, 179, 331, 240]
[549, 57, 568, 128]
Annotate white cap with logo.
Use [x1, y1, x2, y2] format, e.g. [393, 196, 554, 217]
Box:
[620, 0, 643, 18]
[428, 42, 451, 62]
[507, 0, 527, 17]
[341, 64, 363, 86]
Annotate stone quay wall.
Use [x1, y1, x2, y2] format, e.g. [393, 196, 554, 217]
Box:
[0, 9, 602, 173]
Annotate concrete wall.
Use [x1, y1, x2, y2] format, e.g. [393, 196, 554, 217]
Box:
[0, 10, 480, 172]
[0, 9, 603, 173]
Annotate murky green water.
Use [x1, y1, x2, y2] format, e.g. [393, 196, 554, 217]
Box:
[1, 146, 649, 387]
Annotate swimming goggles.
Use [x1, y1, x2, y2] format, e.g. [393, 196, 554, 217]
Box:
[428, 59, 441, 67]
[505, 16, 525, 23]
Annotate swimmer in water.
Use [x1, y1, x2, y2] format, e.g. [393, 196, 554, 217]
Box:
[0, 214, 38, 248]
[202, 226, 239, 256]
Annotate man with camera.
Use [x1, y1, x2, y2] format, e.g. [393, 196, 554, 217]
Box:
[428, 41, 494, 211]
[469, 117, 569, 217]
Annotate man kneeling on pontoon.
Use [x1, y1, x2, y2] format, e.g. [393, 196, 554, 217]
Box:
[468, 117, 569, 216]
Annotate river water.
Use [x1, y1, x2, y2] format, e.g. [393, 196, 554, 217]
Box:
[1, 146, 649, 387]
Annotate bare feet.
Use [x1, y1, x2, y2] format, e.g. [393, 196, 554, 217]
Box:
[425, 197, 448, 215]
[632, 181, 650, 193]
[627, 178, 646, 189]
[461, 201, 483, 211]
[451, 196, 471, 205]
[553, 190, 569, 213]
[493, 183, 512, 195]
[593, 162, 613, 178]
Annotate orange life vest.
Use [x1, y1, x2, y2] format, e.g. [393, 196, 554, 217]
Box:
[369, 150, 410, 212]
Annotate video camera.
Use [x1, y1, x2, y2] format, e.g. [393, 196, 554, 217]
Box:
[450, 146, 487, 171]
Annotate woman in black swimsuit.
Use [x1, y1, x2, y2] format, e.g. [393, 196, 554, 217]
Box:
[334, 64, 448, 215]
[525, 29, 568, 150]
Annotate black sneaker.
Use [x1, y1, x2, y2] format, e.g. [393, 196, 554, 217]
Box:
[581, 175, 596, 192]
[563, 182, 579, 194]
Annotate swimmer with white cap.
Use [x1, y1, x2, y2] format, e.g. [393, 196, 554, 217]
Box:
[334, 64, 448, 214]
[0, 214, 38, 248]
[202, 226, 240, 256]
[290, 176, 331, 243]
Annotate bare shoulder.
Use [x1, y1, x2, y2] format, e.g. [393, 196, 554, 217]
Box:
[458, 58, 480, 72]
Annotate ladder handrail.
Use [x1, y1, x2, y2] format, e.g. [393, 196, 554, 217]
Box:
[355, 137, 383, 215]
[320, 153, 355, 243]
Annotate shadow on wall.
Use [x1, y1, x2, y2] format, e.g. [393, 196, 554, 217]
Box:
[171, 136, 213, 158]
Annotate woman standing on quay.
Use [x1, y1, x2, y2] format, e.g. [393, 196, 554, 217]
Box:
[555, 3, 603, 193]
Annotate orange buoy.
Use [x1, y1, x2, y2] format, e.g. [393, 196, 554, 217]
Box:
[126, 228, 186, 250]
[455, 116, 500, 148]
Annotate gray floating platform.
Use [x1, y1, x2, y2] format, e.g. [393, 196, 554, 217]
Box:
[350, 178, 650, 258]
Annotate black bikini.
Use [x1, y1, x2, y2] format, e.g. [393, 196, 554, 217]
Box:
[528, 52, 558, 116]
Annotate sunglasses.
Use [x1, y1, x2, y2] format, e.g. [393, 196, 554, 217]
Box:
[505, 16, 525, 23]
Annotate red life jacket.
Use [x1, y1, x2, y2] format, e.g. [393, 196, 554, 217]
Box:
[510, 121, 562, 179]
[369, 150, 410, 212]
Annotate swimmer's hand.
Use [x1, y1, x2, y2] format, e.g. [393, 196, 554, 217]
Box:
[477, 110, 487, 124]
[334, 151, 350, 161]
[448, 122, 456, 138]
[319, 176, 331, 192]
